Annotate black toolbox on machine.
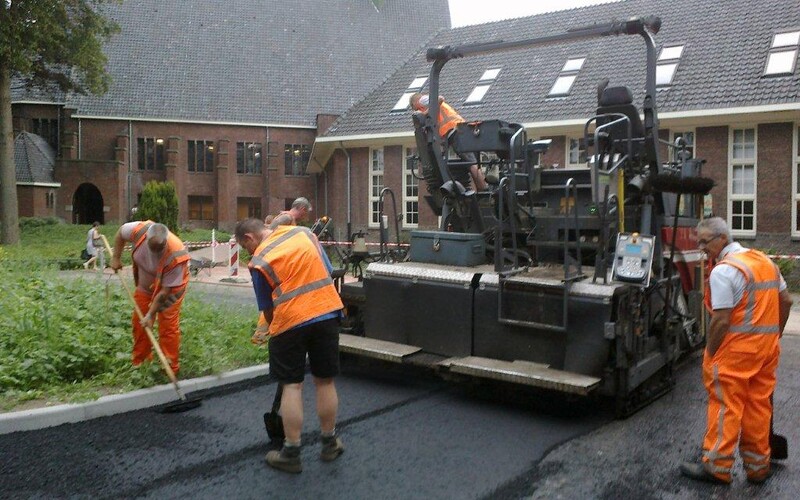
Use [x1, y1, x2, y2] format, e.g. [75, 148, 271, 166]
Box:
[452, 120, 523, 158]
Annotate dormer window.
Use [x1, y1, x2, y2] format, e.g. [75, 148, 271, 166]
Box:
[656, 45, 684, 86]
[392, 76, 428, 111]
[548, 57, 585, 97]
[765, 31, 799, 76]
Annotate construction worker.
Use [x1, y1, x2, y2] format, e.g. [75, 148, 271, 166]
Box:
[268, 197, 313, 229]
[110, 221, 190, 374]
[409, 92, 488, 191]
[235, 217, 344, 474]
[680, 217, 792, 485]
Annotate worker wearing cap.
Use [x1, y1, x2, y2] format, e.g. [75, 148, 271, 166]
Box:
[235, 217, 345, 474]
[680, 217, 792, 485]
[110, 221, 190, 374]
[409, 92, 488, 191]
[268, 197, 313, 229]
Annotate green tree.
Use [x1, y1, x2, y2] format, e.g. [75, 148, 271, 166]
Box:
[137, 180, 179, 234]
[0, 0, 119, 245]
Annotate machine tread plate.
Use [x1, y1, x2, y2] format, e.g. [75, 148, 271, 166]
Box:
[339, 333, 422, 363]
[440, 356, 601, 395]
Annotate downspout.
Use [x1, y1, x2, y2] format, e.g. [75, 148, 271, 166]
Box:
[127, 120, 132, 217]
[77, 118, 82, 159]
[339, 141, 351, 239]
[265, 126, 270, 216]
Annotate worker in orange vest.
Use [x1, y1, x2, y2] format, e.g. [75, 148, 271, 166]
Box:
[110, 221, 190, 374]
[680, 217, 792, 485]
[235, 217, 345, 474]
[410, 92, 488, 191]
[267, 196, 313, 229]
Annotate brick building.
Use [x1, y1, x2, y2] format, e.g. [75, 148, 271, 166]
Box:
[311, 0, 800, 253]
[9, 0, 450, 229]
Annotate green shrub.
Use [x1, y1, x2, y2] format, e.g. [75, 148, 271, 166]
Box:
[18, 216, 62, 229]
[137, 181, 179, 234]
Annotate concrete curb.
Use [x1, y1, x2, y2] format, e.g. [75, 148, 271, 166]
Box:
[0, 364, 270, 435]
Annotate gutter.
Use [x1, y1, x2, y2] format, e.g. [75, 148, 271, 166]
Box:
[339, 141, 352, 239]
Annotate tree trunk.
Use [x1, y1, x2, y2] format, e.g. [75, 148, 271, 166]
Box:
[0, 64, 20, 245]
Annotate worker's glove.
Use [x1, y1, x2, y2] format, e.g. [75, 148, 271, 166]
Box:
[157, 294, 178, 312]
[140, 312, 154, 329]
[251, 313, 270, 347]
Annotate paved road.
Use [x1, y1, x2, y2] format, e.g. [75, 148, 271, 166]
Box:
[0, 360, 608, 499]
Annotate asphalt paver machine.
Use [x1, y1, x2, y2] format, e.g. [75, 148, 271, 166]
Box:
[339, 16, 712, 416]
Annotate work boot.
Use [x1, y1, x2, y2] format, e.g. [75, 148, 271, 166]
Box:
[320, 435, 344, 462]
[265, 444, 302, 474]
[679, 462, 730, 485]
[746, 467, 773, 485]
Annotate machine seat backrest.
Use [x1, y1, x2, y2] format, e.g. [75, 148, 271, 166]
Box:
[596, 86, 644, 149]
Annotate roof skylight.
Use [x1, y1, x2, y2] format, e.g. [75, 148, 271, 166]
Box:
[765, 31, 799, 76]
[392, 76, 428, 111]
[465, 67, 502, 104]
[656, 45, 684, 86]
[548, 57, 585, 96]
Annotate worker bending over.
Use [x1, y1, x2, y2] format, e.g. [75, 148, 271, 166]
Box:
[111, 221, 190, 374]
[268, 197, 313, 229]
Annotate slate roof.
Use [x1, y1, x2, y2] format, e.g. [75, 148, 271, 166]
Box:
[323, 0, 800, 138]
[12, 0, 450, 127]
[14, 132, 58, 184]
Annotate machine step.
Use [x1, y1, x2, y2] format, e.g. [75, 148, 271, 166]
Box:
[440, 356, 601, 395]
[339, 333, 422, 363]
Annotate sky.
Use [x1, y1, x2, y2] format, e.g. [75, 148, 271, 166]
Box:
[448, 0, 619, 27]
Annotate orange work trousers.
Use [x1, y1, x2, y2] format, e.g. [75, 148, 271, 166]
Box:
[132, 287, 185, 374]
[701, 334, 779, 483]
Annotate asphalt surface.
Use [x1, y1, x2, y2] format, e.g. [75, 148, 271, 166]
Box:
[0, 361, 608, 499]
[5, 263, 799, 498]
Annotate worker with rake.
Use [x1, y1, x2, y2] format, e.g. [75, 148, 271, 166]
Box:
[110, 221, 190, 374]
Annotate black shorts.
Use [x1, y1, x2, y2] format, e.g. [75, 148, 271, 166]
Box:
[268, 318, 340, 384]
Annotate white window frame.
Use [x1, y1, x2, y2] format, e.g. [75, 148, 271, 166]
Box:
[792, 123, 800, 236]
[728, 127, 757, 237]
[392, 76, 428, 111]
[656, 45, 684, 87]
[402, 147, 419, 228]
[765, 31, 800, 76]
[548, 57, 585, 97]
[566, 136, 587, 167]
[368, 147, 384, 228]
[464, 67, 502, 104]
[670, 128, 696, 162]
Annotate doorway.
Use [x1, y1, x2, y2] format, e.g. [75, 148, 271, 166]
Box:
[72, 183, 104, 224]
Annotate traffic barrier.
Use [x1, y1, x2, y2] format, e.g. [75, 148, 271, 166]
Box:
[228, 238, 239, 277]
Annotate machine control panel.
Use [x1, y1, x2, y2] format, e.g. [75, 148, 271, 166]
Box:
[612, 232, 655, 286]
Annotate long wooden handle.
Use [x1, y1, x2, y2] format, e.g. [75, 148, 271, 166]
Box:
[101, 235, 186, 400]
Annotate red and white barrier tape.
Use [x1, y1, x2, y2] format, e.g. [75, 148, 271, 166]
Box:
[319, 241, 410, 248]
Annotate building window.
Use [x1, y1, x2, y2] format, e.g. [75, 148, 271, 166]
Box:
[729, 127, 756, 234]
[548, 57, 585, 96]
[45, 190, 55, 209]
[656, 45, 684, 86]
[670, 130, 695, 162]
[392, 76, 428, 111]
[284, 144, 310, 176]
[403, 147, 419, 227]
[188, 140, 214, 173]
[793, 124, 800, 235]
[765, 31, 799, 76]
[465, 67, 501, 104]
[137, 138, 166, 170]
[32, 118, 59, 152]
[188, 196, 214, 221]
[237, 142, 262, 174]
[567, 137, 587, 167]
[237, 197, 262, 220]
[369, 148, 384, 227]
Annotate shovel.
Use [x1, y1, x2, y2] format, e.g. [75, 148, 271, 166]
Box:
[101, 235, 202, 413]
[264, 383, 285, 446]
[770, 393, 788, 460]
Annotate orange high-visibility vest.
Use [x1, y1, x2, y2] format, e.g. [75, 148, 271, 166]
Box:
[249, 225, 343, 335]
[437, 101, 464, 138]
[704, 249, 782, 335]
[130, 220, 190, 298]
